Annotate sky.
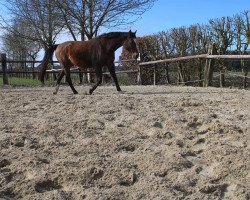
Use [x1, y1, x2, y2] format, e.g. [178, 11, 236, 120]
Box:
[112, 0, 250, 59]
[130, 0, 250, 36]
[0, 0, 250, 59]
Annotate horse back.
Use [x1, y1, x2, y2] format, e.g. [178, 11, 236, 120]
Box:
[55, 41, 93, 69]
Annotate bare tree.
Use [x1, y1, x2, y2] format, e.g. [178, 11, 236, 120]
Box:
[209, 17, 234, 87]
[2, 18, 40, 58]
[242, 10, 250, 47]
[157, 31, 176, 83]
[170, 27, 191, 84]
[0, 0, 65, 81]
[2, 18, 40, 72]
[234, 11, 250, 88]
[56, 0, 157, 41]
[0, 0, 64, 49]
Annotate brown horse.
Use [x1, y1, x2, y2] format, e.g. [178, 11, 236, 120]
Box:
[39, 31, 139, 94]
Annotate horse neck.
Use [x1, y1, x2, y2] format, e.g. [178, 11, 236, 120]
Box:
[102, 37, 127, 53]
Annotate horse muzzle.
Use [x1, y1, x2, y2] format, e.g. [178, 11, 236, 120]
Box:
[132, 53, 139, 59]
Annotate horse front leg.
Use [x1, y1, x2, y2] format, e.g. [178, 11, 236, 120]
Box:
[65, 68, 78, 94]
[89, 66, 102, 95]
[53, 70, 65, 95]
[108, 64, 121, 92]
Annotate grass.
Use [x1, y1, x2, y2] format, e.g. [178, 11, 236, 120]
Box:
[0, 76, 54, 87]
[0, 70, 249, 88]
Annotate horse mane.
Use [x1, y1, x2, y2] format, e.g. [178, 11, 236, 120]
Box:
[98, 32, 129, 39]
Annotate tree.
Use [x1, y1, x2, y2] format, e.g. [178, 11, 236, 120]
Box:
[56, 0, 157, 41]
[209, 17, 234, 87]
[0, 0, 64, 80]
[2, 18, 40, 75]
[2, 18, 40, 59]
[1, 0, 64, 49]
[170, 27, 191, 84]
[233, 11, 250, 88]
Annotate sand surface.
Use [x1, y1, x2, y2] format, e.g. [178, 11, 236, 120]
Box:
[0, 85, 249, 200]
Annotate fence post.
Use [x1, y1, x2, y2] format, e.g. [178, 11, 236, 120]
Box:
[137, 65, 141, 85]
[153, 64, 156, 85]
[78, 68, 83, 84]
[165, 63, 170, 84]
[241, 60, 248, 89]
[1, 53, 9, 85]
[32, 61, 36, 79]
[203, 44, 216, 87]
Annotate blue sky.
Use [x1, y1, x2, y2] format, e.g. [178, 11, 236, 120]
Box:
[130, 0, 250, 36]
[114, 0, 250, 59]
[0, 0, 249, 59]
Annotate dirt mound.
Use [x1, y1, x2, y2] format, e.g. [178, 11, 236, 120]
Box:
[0, 85, 249, 199]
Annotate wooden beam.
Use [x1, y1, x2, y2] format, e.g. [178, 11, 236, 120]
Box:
[204, 44, 216, 87]
[139, 54, 250, 66]
[1, 54, 9, 85]
[206, 55, 250, 59]
[139, 54, 208, 66]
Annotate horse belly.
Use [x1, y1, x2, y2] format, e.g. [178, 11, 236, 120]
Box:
[69, 47, 92, 70]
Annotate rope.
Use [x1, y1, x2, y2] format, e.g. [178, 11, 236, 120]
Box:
[176, 79, 204, 84]
[227, 73, 250, 79]
[46, 67, 79, 72]
[175, 74, 221, 85]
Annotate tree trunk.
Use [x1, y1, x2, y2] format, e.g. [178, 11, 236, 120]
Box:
[219, 60, 225, 87]
[177, 62, 185, 85]
[165, 63, 170, 84]
[241, 60, 249, 89]
[1, 54, 9, 85]
[204, 44, 216, 87]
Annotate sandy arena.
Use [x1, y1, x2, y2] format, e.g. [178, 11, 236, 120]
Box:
[0, 85, 249, 200]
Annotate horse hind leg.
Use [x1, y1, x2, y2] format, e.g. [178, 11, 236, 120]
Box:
[53, 70, 65, 95]
[65, 68, 78, 94]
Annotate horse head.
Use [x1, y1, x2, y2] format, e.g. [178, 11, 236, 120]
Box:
[123, 30, 139, 59]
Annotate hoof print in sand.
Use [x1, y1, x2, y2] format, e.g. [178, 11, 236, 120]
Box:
[81, 167, 104, 187]
[156, 131, 174, 139]
[175, 140, 185, 148]
[36, 158, 50, 164]
[35, 179, 62, 193]
[0, 159, 11, 168]
[0, 188, 15, 199]
[154, 170, 168, 178]
[115, 144, 136, 153]
[195, 138, 206, 145]
[88, 167, 104, 181]
[11, 136, 26, 147]
[172, 159, 194, 172]
[200, 183, 228, 197]
[153, 121, 163, 129]
[118, 171, 137, 187]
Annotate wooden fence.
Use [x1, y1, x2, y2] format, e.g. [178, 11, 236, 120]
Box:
[1, 50, 250, 87]
[138, 54, 250, 87]
[0, 54, 139, 85]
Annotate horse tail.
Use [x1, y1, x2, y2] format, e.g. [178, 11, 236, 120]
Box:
[38, 44, 59, 84]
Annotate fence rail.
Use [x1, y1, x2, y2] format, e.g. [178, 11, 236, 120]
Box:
[139, 54, 250, 66]
[1, 51, 250, 88]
